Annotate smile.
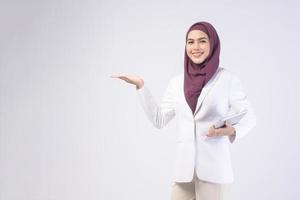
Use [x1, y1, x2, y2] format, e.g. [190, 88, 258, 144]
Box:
[192, 52, 203, 58]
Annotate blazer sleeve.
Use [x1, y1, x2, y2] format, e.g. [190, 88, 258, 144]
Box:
[228, 75, 257, 143]
[136, 78, 176, 129]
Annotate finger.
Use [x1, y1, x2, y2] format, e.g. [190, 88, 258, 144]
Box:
[207, 129, 216, 137]
[114, 76, 131, 82]
[206, 127, 213, 136]
[110, 73, 125, 77]
[225, 121, 232, 128]
[118, 76, 128, 81]
[111, 73, 129, 78]
[206, 131, 211, 137]
[206, 133, 212, 137]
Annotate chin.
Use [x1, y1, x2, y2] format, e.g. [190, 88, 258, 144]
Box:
[192, 59, 205, 64]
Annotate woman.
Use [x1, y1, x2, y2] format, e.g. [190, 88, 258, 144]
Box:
[111, 21, 256, 200]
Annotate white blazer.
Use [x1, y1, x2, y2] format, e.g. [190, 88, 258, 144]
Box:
[136, 67, 256, 184]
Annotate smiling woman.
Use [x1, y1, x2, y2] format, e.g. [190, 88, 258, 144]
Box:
[186, 30, 210, 65]
[111, 21, 256, 200]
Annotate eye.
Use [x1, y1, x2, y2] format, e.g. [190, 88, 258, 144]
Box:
[187, 41, 193, 44]
[200, 40, 207, 43]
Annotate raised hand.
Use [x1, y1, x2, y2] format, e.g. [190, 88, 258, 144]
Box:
[111, 74, 144, 89]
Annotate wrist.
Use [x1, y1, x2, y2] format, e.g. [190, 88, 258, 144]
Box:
[136, 80, 144, 89]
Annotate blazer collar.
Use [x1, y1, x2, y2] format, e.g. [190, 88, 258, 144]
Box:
[194, 67, 223, 116]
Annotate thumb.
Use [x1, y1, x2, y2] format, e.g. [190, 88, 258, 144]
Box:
[225, 121, 232, 127]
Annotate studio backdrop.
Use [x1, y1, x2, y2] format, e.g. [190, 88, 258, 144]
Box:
[0, 0, 299, 200]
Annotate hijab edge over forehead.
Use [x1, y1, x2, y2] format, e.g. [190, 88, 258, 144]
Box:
[186, 23, 209, 41]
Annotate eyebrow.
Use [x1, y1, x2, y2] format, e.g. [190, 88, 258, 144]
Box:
[187, 37, 208, 41]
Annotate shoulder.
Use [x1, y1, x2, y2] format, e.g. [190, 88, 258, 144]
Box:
[220, 68, 246, 95]
[219, 67, 234, 77]
[219, 67, 242, 82]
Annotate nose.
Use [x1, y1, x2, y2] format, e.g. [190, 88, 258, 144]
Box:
[192, 42, 201, 50]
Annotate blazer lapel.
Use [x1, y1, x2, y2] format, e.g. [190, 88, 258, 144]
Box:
[194, 68, 223, 115]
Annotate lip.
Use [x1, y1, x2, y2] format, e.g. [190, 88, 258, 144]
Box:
[192, 52, 203, 57]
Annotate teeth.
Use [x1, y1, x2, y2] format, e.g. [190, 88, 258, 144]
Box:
[193, 53, 202, 57]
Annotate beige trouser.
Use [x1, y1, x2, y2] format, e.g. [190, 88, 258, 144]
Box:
[170, 173, 231, 200]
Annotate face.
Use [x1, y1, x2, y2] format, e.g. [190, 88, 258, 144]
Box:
[186, 30, 210, 64]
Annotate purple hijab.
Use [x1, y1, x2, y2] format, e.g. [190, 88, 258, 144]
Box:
[184, 21, 220, 114]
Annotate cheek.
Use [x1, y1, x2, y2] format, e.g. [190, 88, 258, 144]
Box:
[186, 47, 192, 56]
[206, 44, 210, 52]
[201, 44, 210, 52]
[186, 46, 191, 53]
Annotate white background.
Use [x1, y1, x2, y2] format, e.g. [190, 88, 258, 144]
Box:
[1, 0, 299, 199]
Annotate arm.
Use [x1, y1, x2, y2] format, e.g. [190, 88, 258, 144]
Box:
[136, 79, 176, 129]
[228, 75, 257, 143]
